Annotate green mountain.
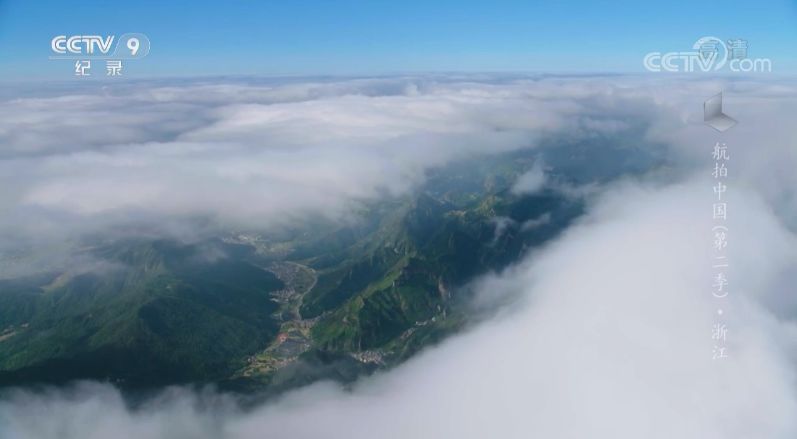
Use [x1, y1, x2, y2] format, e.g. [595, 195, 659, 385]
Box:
[0, 141, 658, 392]
[0, 240, 284, 387]
[229, 150, 586, 391]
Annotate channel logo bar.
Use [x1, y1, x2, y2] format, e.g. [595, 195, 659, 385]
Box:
[50, 33, 150, 59]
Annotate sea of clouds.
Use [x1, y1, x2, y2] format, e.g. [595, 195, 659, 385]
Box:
[0, 75, 796, 438]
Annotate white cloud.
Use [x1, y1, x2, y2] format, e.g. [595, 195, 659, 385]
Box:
[511, 160, 546, 195]
[521, 212, 551, 230]
[0, 76, 676, 235]
[0, 75, 674, 276]
[1, 75, 797, 438]
[2, 176, 796, 439]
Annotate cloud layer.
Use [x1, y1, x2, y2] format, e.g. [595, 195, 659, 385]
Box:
[1, 75, 796, 438]
[2, 176, 796, 439]
[0, 76, 684, 248]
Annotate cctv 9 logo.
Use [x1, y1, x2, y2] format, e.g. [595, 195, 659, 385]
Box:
[50, 33, 150, 59]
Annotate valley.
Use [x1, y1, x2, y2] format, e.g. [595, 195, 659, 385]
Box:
[0, 140, 660, 393]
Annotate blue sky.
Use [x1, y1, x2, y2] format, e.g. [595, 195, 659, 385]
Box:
[0, 0, 795, 80]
